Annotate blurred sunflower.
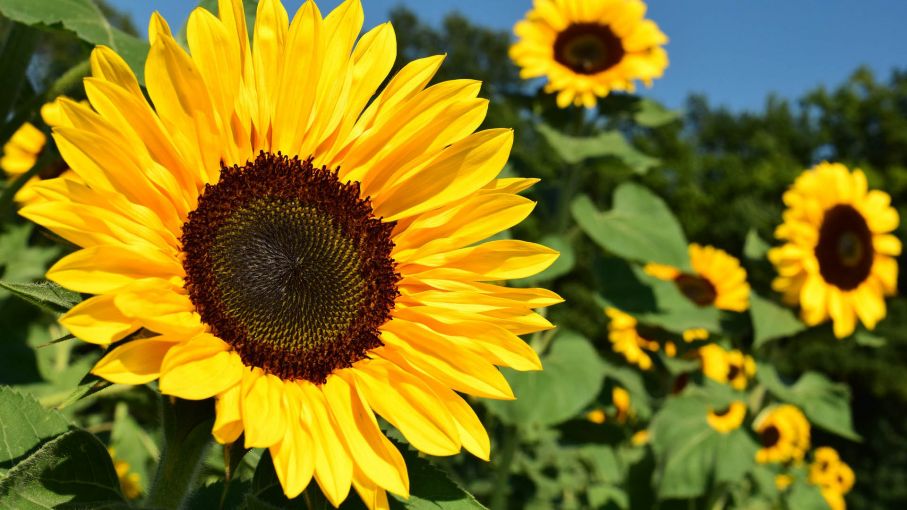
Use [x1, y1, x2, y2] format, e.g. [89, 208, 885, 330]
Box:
[509, 0, 668, 108]
[0, 101, 78, 205]
[706, 401, 746, 434]
[645, 244, 750, 312]
[108, 448, 142, 500]
[21, 0, 561, 506]
[769, 162, 900, 338]
[754, 405, 810, 464]
[612, 386, 631, 423]
[605, 308, 659, 370]
[699, 344, 756, 391]
[809, 447, 854, 510]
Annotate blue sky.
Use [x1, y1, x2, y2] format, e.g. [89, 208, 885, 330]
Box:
[107, 0, 907, 112]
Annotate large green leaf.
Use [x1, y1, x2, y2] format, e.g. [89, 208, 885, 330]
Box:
[573, 183, 691, 271]
[0, 386, 69, 476]
[536, 123, 659, 174]
[650, 393, 756, 499]
[0, 429, 127, 509]
[484, 331, 607, 427]
[0, 22, 38, 126]
[0, 224, 60, 287]
[750, 292, 805, 348]
[0, 0, 149, 83]
[633, 98, 680, 128]
[757, 364, 860, 441]
[0, 280, 81, 316]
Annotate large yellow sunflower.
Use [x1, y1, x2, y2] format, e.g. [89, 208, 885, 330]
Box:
[769, 162, 900, 338]
[1, 101, 78, 205]
[754, 404, 810, 464]
[509, 0, 668, 108]
[20, 1, 561, 507]
[645, 243, 750, 312]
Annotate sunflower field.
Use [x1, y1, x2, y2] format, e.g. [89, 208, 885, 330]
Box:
[0, 0, 904, 509]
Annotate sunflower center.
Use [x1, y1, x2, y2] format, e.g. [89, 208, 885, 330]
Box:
[815, 204, 874, 290]
[181, 152, 399, 384]
[553, 23, 625, 74]
[675, 274, 718, 306]
[760, 425, 781, 448]
[711, 405, 733, 418]
[727, 363, 741, 381]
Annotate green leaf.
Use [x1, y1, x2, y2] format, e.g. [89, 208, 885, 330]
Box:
[854, 330, 887, 348]
[0, 0, 149, 83]
[484, 331, 606, 427]
[390, 444, 486, 509]
[573, 183, 690, 271]
[0, 22, 39, 125]
[750, 293, 805, 348]
[0, 429, 127, 509]
[784, 480, 828, 510]
[0, 280, 81, 315]
[744, 229, 771, 260]
[757, 364, 860, 441]
[650, 393, 756, 499]
[536, 123, 659, 173]
[0, 224, 60, 287]
[0, 386, 70, 476]
[633, 98, 680, 128]
[109, 402, 156, 495]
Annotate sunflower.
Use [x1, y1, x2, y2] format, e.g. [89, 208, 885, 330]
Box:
[605, 307, 659, 370]
[509, 0, 668, 108]
[20, 1, 561, 506]
[754, 405, 810, 464]
[699, 344, 756, 391]
[809, 446, 855, 498]
[706, 401, 746, 434]
[645, 243, 750, 312]
[1, 101, 78, 205]
[769, 162, 900, 338]
[108, 448, 142, 500]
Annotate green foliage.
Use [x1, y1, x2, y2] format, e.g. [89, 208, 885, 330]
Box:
[485, 331, 606, 428]
[572, 183, 690, 270]
[0, 430, 127, 509]
[0, 280, 81, 315]
[0, 0, 148, 82]
[536, 124, 659, 173]
[0, 387, 69, 476]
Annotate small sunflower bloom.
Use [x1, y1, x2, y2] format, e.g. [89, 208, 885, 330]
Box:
[630, 429, 649, 446]
[646, 243, 750, 312]
[706, 401, 746, 434]
[605, 308, 659, 370]
[0, 101, 79, 205]
[509, 0, 668, 108]
[769, 162, 900, 338]
[775, 474, 793, 491]
[682, 328, 709, 343]
[612, 386, 631, 423]
[754, 405, 811, 464]
[699, 344, 755, 391]
[586, 408, 606, 424]
[810, 447, 854, 509]
[108, 448, 142, 500]
[22, 0, 561, 506]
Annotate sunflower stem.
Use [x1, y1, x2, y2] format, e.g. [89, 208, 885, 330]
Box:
[146, 396, 215, 510]
[489, 425, 519, 510]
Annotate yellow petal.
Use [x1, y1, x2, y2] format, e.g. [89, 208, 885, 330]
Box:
[353, 358, 460, 456]
[60, 294, 139, 345]
[213, 382, 244, 444]
[92, 336, 180, 384]
[299, 382, 353, 507]
[404, 240, 559, 281]
[159, 334, 243, 399]
[241, 370, 288, 449]
[322, 374, 409, 496]
[270, 382, 315, 499]
[48, 245, 183, 294]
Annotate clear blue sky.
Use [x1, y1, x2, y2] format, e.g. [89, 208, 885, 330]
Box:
[107, 0, 907, 112]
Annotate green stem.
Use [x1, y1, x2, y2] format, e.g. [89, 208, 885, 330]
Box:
[489, 426, 519, 510]
[146, 397, 215, 510]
